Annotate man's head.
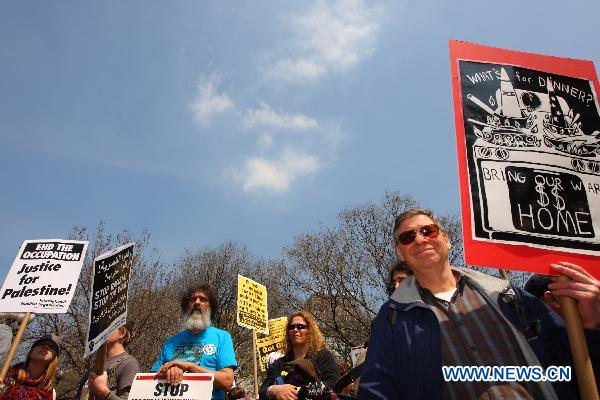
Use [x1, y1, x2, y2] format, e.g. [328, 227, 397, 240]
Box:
[393, 208, 451, 273]
[107, 323, 133, 347]
[525, 274, 562, 318]
[180, 284, 218, 332]
[387, 261, 411, 295]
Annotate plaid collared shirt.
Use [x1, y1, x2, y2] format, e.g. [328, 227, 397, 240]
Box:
[418, 274, 544, 400]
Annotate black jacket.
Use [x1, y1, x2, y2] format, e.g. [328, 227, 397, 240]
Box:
[259, 349, 340, 399]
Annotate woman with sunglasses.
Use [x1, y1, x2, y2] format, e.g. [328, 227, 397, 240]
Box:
[0, 333, 60, 400]
[259, 311, 340, 400]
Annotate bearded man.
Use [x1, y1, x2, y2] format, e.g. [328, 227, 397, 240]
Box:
[152, 284, 237, 400]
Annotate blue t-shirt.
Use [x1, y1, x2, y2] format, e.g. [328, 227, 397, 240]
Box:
[151, 327, 237, 400]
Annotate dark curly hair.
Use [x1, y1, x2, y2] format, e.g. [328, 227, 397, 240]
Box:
[180, 283, 219, 321]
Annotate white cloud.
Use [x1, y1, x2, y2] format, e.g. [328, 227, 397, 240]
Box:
[268, 0, 380, 83]
[258, 133, 273, 149]
[240, 148, 320, 192]
[190, 74, 234, 125]
[270, 58, 325, 82]
[243, 102, 320, 130]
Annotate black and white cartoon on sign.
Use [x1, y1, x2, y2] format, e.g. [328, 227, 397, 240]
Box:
[459, 61, 600, 254]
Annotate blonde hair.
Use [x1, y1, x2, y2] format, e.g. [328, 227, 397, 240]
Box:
[16, 346, 59, 391]
[282, 310, 326, 358]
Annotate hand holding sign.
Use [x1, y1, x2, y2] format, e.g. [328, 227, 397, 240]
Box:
[157, 361, 193, 386]
[88, 371, 110, 399]
[549, 262, 600, 329]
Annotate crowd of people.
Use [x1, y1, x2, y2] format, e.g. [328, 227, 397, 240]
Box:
[1, 208, 599, 399]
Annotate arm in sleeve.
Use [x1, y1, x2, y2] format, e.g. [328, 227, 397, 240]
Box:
[357, 305, 401, 400]
[259, 358, 284, 399]
[116, 357, 141, 396]
[216, 331, 238, 371]
[105, 391, 128, 400]
[584, 328, 600, 383]
[210, 331, 237, 391]
[315, 349, 340, 389]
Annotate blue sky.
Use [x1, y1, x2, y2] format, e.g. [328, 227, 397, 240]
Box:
[1, 0, 599, 275]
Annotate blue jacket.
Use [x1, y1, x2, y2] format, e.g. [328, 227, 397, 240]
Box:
[358, 268, 600, 400]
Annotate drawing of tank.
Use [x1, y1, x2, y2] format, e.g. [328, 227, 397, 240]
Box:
[542, 77, 600, 158]
[467, 68, 539, 149]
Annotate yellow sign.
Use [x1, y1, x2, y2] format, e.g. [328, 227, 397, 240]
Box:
[236, 275, 268, 333]
[256, 317, 287, 371]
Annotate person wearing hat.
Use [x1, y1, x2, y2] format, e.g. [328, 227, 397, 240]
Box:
[0, 333, 60, 400]
[524, 274, 564, 319]
[76, 324, 140, 400]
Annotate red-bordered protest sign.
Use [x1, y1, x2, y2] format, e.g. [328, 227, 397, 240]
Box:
[450, 40, 600, 278]
[129, 373, 214, 400]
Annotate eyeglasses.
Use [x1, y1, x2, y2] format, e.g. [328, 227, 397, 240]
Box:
[287, 324, 307, 331]
[396, 224, 440, 245]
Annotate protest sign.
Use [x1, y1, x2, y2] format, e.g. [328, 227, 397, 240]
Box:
[236, 274, 268, 334]
[450, 40, 600, 277]
[0, 324, 12, 356]
[350, 345, 365, 367]
[0, 240, 88, 313]
[256, 317, 287, 371]
[129, 373, 213, 400]
[85, 243, 134, 357]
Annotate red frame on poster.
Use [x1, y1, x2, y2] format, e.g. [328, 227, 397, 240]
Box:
[449, 40, 600, 278]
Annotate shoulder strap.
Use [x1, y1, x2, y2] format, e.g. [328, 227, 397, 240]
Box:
[501, 286, 541, 338]
[333, 363, 363, 392]
[74, 367, 92, 400]
[388, 308, 398, 326]
[107, 353, 134, 391]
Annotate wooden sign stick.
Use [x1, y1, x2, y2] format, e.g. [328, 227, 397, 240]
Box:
[557, 289, 598, 400]
[0, 312, 31, 381]
[253, 330, 259, 396]
[89, 343, 107, 400]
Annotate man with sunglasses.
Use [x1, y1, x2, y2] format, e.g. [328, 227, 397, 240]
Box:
[358, 208, 600, 400]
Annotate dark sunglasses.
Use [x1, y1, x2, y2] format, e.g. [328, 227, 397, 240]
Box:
[287, 324, 307, 331]
[396, 224, 440, 245]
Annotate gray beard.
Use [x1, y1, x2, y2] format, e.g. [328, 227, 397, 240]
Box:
[183, 308, 212, 331]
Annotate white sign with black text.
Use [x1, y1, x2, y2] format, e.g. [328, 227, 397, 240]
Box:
[129, 373, 214, 400]
[0, 239, 88, 313]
